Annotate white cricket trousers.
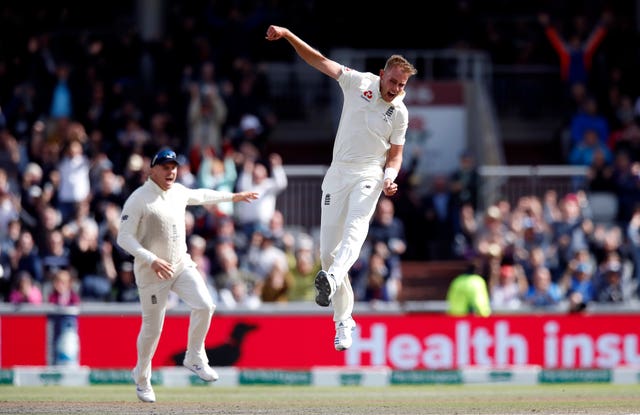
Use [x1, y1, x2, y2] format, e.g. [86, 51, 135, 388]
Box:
[133, 265, 215, 384]
[320, 163, 383, 322]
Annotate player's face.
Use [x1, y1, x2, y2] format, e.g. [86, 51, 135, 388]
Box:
[379, 66, 411, 103]
[150, 162, 178, 190]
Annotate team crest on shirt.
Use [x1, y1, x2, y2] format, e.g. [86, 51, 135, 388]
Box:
[121, 215, 129, 222]
[361, 90, 373, 102]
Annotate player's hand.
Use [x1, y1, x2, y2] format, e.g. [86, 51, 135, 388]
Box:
[265, 25, 287, 41]
[152, 258, 174, 280]
[234, 191, 260, 203]
[383, 179, 398, 196]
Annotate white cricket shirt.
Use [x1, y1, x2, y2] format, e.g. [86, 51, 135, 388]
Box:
[332, 66, 409, 167]
[117, 178, 233, 285]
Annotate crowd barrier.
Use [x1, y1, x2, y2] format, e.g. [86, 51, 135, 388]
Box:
[6, 365, 640, 387]
[2, 302, 639, 387]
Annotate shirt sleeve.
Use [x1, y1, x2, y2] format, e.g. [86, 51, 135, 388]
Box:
[390, 105, 409, 146]
[116, 192, 158, 265]
[186, 187, 234, 205]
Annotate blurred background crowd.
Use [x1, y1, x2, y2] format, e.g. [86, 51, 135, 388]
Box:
[1, 1, 640, 313]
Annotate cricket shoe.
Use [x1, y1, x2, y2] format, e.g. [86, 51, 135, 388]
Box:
[314, 270, 336, 307]
[131, 368, 155, 403]
[183, 358, 219, 382]
[334, 317, 356, 351]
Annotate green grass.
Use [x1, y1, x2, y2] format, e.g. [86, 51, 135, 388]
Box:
[0, 384, 639, 414]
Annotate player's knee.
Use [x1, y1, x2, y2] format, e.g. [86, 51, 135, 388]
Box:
[193, 302, 215, 317]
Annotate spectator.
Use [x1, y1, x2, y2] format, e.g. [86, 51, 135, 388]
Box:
[519, 245, 557, 286]
[211, 243, 259, 294]
[286, 237, 321, 302]
[9, 229, 44, 284]
[89, 168, 125, 224]
[114, 115, 151, 166]
[568, 96, 610, 152]
[259, 260, 289, 303]
[453, 202, 478, 260]
[68, 220, 113, 300]
[549, 193, 593, 275]
[607, 95, 640, 160]
[568, 128, 613, 167]
[175, 154, 197, 189]
[610, 151, 640, 224]
[585, 143, 616, 192]
[112, 261, 139, 303]
[595, 261, 625, 303]
[537, 11, 609, 92]
[446, 260, 491, 317]
[41, 229, 70, 281]
[474, 205, 516, 275]
[234, 153, 287, 239]
[60, 199, 97, 242]
[187, 234, 218, 302]
[196, 149, 237, 216]
[0, 168, 19, 240]
[231, 113, 267, 156]
[243, 227, 288, 283]
[489, 263, 528, 311]
[511, 199, 553, 262]
[523, 266, 564, 308]
[213, 215, 249, 265]
[450, 150, 479, 210]
[9, 271, 43, 305]
[421, 174, 459, 260]
[360, 248, 394, 302]
[48, 61, 74, 120]
[56, 138, 91, 224]
[47, 268, 80, 306]
[18, 163, 45, 229]
[366, 197, 406, 280]
[186, 72, 228, 168]
[559, 251, 596, 312]
[218, 277, 261, 309]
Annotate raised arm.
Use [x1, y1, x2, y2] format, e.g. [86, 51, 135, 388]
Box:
[265, 25, 342, 80]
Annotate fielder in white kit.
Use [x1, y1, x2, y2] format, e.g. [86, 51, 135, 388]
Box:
[265, 25, 417, 351]
[117, 148, 258, 403]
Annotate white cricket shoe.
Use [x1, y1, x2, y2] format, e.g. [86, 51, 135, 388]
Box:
[314, 270, 336, 307]
[131, 368, 155, 403]
[334, 318, 356, 351]
[183, 358, 219, 382]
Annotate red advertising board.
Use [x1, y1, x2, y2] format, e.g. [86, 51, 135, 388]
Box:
[1, 315, 48, 366]
[2, 313, 639, 369]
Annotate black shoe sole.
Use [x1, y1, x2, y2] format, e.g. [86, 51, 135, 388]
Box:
[314, 271, 332, 307]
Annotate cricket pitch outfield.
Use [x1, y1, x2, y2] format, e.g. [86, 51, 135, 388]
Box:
[0, 384, 639, 414]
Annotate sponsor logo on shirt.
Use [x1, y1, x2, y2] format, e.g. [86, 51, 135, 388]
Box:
[121, 215, 128, 222]
[361, 90, 373, 102]
[324, 193, 331, 206]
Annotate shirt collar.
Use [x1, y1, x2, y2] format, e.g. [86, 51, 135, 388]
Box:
[147, 177, 168, 194]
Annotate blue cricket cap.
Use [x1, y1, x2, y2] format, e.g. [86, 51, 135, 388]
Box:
[151, 149, 180, 167]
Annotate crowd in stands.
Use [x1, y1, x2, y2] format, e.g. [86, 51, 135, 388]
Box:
[1, 2, 639, 312]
